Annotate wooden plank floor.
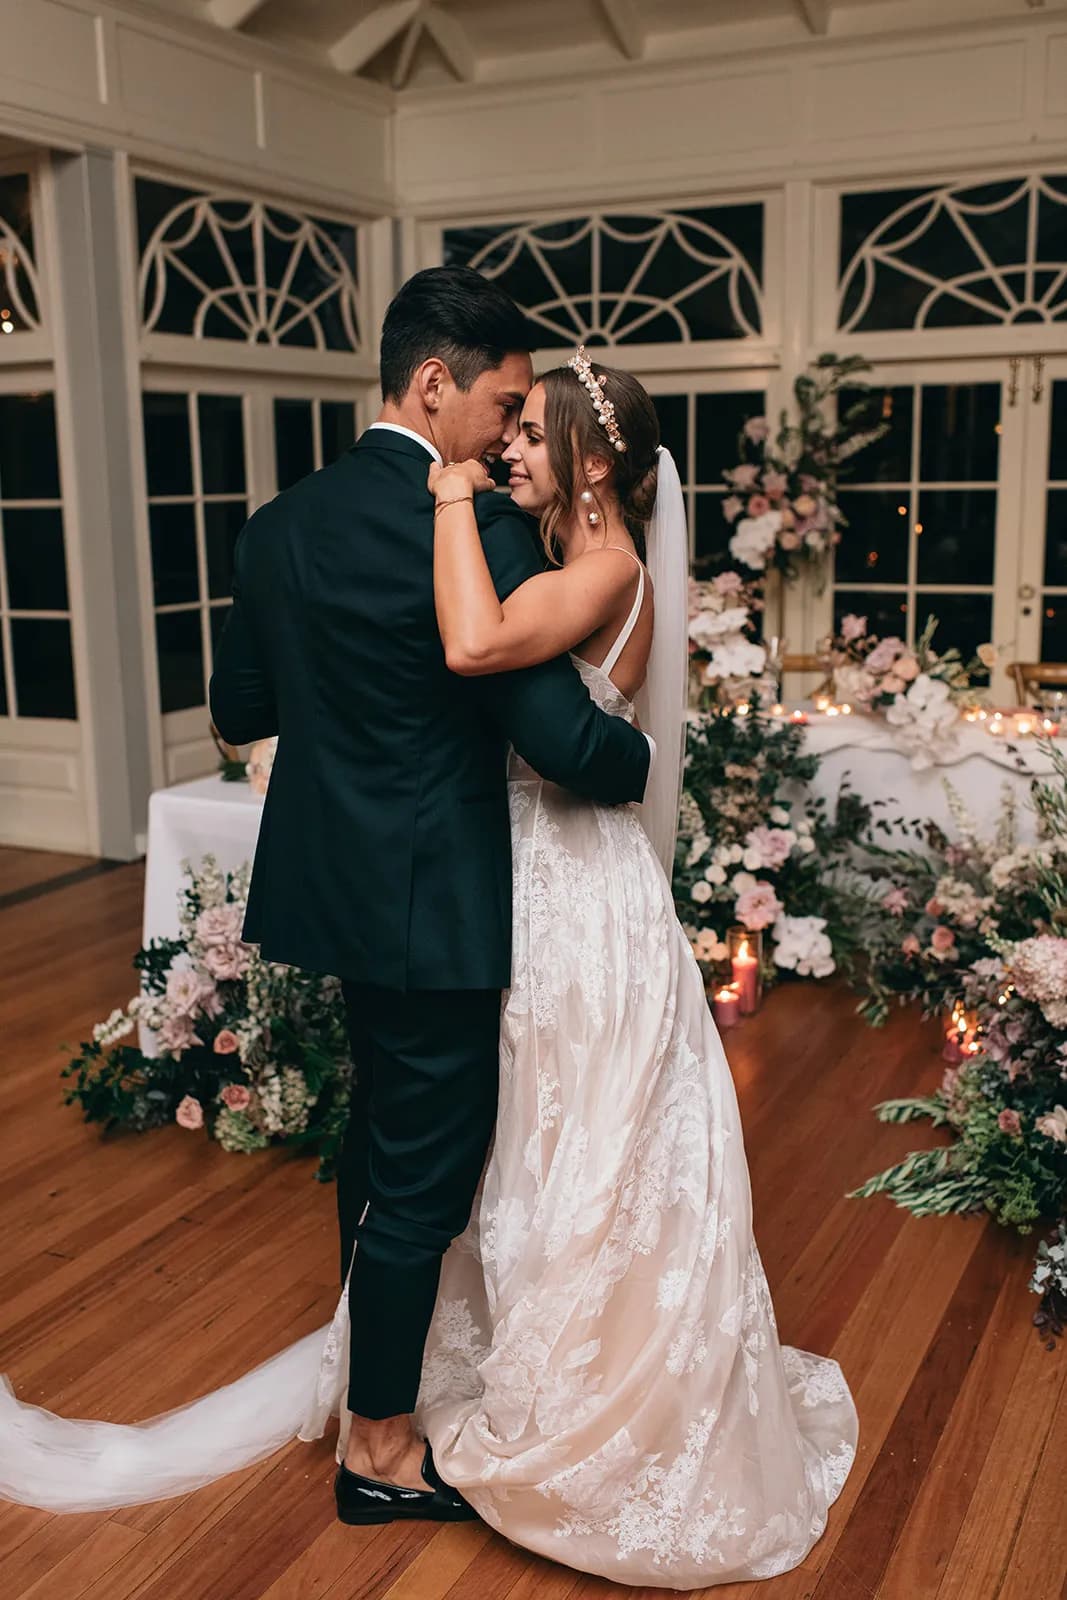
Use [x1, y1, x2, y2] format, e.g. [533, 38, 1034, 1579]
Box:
[0, 852, 1064, 1600]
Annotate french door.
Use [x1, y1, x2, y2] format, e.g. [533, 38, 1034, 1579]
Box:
[1016, 355, 1067, 669]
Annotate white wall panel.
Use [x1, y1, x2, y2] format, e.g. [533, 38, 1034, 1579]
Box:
[601, 69, 792, 170]
[113, 21, 260, 158]
[1045, 33, 1067, 121]
[806, 39, 1025, 145]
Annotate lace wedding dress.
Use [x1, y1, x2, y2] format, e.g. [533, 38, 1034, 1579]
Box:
[305, 566, 859, 1587]
[0, 567, 856, 1586]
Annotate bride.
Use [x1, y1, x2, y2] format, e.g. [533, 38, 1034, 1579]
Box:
[0, 349, 857, 1589]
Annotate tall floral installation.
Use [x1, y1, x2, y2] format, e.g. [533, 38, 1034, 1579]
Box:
[64, 858, 352, 1180]
[843, 747, 1067, 1341]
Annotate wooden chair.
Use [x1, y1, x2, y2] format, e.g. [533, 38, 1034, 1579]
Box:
[1008, 662, 1067, 706]
[780, 653, 824, 676]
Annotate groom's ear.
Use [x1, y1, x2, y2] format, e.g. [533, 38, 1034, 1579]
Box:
[413, 357, 451, 413]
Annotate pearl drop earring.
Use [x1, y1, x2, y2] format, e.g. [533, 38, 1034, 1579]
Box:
[579, 488, 600, 527]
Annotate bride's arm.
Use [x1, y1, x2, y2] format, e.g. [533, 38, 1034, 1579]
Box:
[431, 460, 637, 676]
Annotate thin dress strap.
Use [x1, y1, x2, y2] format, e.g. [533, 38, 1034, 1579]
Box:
[598, 549, 646, 677]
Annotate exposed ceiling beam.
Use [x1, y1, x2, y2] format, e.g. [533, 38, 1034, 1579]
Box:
[422, 4, 475, 82]
[207, 0, 270, 28]
[330, 0, 422, 75]
[796, 0, 830, 34]
[596, 0, 646, 61]
[392, 14, 425, 88]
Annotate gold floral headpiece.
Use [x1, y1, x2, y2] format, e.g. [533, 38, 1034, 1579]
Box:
[567, 345, 627, 454]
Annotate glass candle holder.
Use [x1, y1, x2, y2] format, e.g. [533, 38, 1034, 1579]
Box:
[712, 984, 741, 1031]
[728, 926, 763, 1015]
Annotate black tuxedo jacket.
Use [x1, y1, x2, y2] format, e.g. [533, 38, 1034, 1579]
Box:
[209, 428, 651, 991]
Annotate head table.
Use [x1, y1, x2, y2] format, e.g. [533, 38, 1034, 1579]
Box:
[142, 716, 1063, 955]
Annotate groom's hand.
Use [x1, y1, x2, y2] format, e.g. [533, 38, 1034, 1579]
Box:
[428, 459, 494, 501]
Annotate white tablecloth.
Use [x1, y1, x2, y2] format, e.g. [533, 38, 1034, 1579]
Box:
[143, 775, 265, 948]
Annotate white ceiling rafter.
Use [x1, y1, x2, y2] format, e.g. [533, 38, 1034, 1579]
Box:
[207, 0, 270, 28]
[330, 1, 474, 87]
[329, 0, 421, 75]
[422, 5, 475, 81]
[596, 0, 647, 60]
[796, 0, 830, 34]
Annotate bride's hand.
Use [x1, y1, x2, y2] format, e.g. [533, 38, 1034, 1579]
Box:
[428, 459, 494, 502]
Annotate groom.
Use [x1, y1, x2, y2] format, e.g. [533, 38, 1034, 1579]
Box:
[210, 267, 651, 1521]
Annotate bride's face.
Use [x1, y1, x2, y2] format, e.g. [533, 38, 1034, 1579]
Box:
[502, 384, 553, 513]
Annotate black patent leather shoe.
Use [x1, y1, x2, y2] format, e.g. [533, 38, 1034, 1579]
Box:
[334, 1443, 477, 1525]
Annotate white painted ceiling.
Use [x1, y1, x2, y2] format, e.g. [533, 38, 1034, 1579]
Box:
[147, 0, 1057, 91]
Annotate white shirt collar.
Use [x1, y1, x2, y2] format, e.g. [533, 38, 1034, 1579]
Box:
[366, 421, 443, 466]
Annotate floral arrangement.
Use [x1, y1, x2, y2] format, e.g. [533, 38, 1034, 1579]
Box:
[63, 857, 352, 1180]
[846, 749, 1067, 1339]
[674, 707, 871, 988]
[687, 573, 768, 709]
[215, 727, 277, 795]
[720, 354, 888, 583]
[820, 613, 988, 769]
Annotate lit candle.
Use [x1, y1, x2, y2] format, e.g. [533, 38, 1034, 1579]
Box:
[731, 939, 760, 1015]
[942, 1000, 967, 1063]
[988, 714, 1005, 737]
[736, 702, 750, 717]
[712, 985, 741, 1031]
[790, 709, 809, 725]
[826, 705, 840, 717]
[840, 703, 853, 715]
[1041, 718, 1060, 736]
[771, 703, 785, 717]
[1016, 716, 1033, 736]
[814, 695, 831, 713]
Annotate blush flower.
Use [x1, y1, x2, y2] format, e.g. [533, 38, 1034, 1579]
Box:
[929, 926, 958, 957]
[158, 1014, 202, 1057]
[901, 933, 921, 957]
[746, 494, 771, 518]
[743, 417, 769, 444]
[735, 882, 785, 931]
[712, 570, 745, 596]
[196, 905, 245, 949]
[220, 1083, 252, 1111]
[213, 1028, 240, 1055]
[840, 614, 867, 643]
[728, 464, 760, 490]
[1035, 1106, 1067, 1144]
[882, 887, 909, 917]
[997, 1109, 1021, 1137]
[175, 1095, 204, 1130]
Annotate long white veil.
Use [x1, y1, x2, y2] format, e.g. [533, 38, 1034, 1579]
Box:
[634, 446, 689, 879]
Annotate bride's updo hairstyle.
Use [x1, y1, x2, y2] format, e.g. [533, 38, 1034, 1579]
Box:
[538, 359, 660, 565]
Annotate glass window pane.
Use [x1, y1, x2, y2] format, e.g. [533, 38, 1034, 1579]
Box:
[0, 644, 7, 715]
[156, 609, 204, 713]
[198, 395, 246, 494]
[274, 399, 315, 490]
[1041, 601, 1067, 664]
[11, 617, 77, 718]
[149, 503, 199, 606]
[915, 489, 997, 585]
[919, 384, 1000, 482]
[835, 491, 910, 585]
[0, 393, 60, 499]
[840, 385, 913, 483]
[1049, 380, 1067, 479]
[321, 400, 357, 465]
[834, 591, 909, 644]
[1044, 489, 1067, 589]
[205, 501, 246, 599]
[918, 593, 993, 664]
[651, 395, 688, 483]
[3, 507, 69, 610]
[142, 392, 193, 496]
[695, 392, 765, 484]
[693, 491, 730, 576]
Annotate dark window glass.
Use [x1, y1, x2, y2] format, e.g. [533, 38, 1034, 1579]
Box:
[695, 392, 766, 484]
[834, 591, 910, 643]
[198, 395, 246, 494]
[839, 385, 913, 484]
[693, 491, 729, 576]
[651, 395, 688, 483]
[321, 400, 357, 465]
[0, 393, 60, 499]
[11, 617, 77, 718]
[0, 173, 39, 328]
[149, 503, 199, 606]
[1041, 601, 1067, 664]
[156, 609, 204, 713]
[915, 489, 997, 586]
[205, 500, 246, 599]
[1049, 379, 1067, 478]
[835, 491, 910, 585]
[3, 507, 69, 610]
[919, 384, 1000, 482]
[274, 399, 315, 490]
[142, 392, 193, 496]
[918, 592, 993, 664]
[1045, 489, 1067, 589]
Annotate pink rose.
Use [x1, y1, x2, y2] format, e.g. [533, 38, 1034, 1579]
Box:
[712, 570, 744, 596]
[728, 464, 760, 490]
[743, 417, 769, 444]
[220, 1083, 251, 1111]
[895, 654, 920, 682]
[196, 905, 245, 949]
[746, 494, 771, 518]
[901, 933, 921, 956]
[881, 673, 906, 695]
[175, 1095, 204, 1130]
[925, 898, 943, 917]
[203, 943, 252, 982]
[735, 882, 784, 931]
[882, 887, 909, 916]
[793, 493, 817, 517]
[778, 531, 800, 551]
[158, 1014, 202, 1057]
[777, 507, 795, 530]
[165, 967, 219, 1019]
[997, 1109, 1021, 1137]
[930, 926, 957, 954]
[866, 637, 905, 675]
[840, 614, 867, 643]
[214, 1028, 240, 1055]
[762, 471, 788, 500]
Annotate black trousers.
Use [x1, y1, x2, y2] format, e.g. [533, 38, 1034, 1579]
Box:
[338, 982, 501, 1420]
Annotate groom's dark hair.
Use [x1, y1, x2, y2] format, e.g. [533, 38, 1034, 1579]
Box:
[379, 266, 531, 403]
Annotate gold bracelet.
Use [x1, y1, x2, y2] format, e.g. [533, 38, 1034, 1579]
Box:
[434, 495, 474, 517]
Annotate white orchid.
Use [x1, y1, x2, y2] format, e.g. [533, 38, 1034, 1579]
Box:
[772, 914, 836, 978]
[728, 509, 782, 571]
[884, 673, 962, 770]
